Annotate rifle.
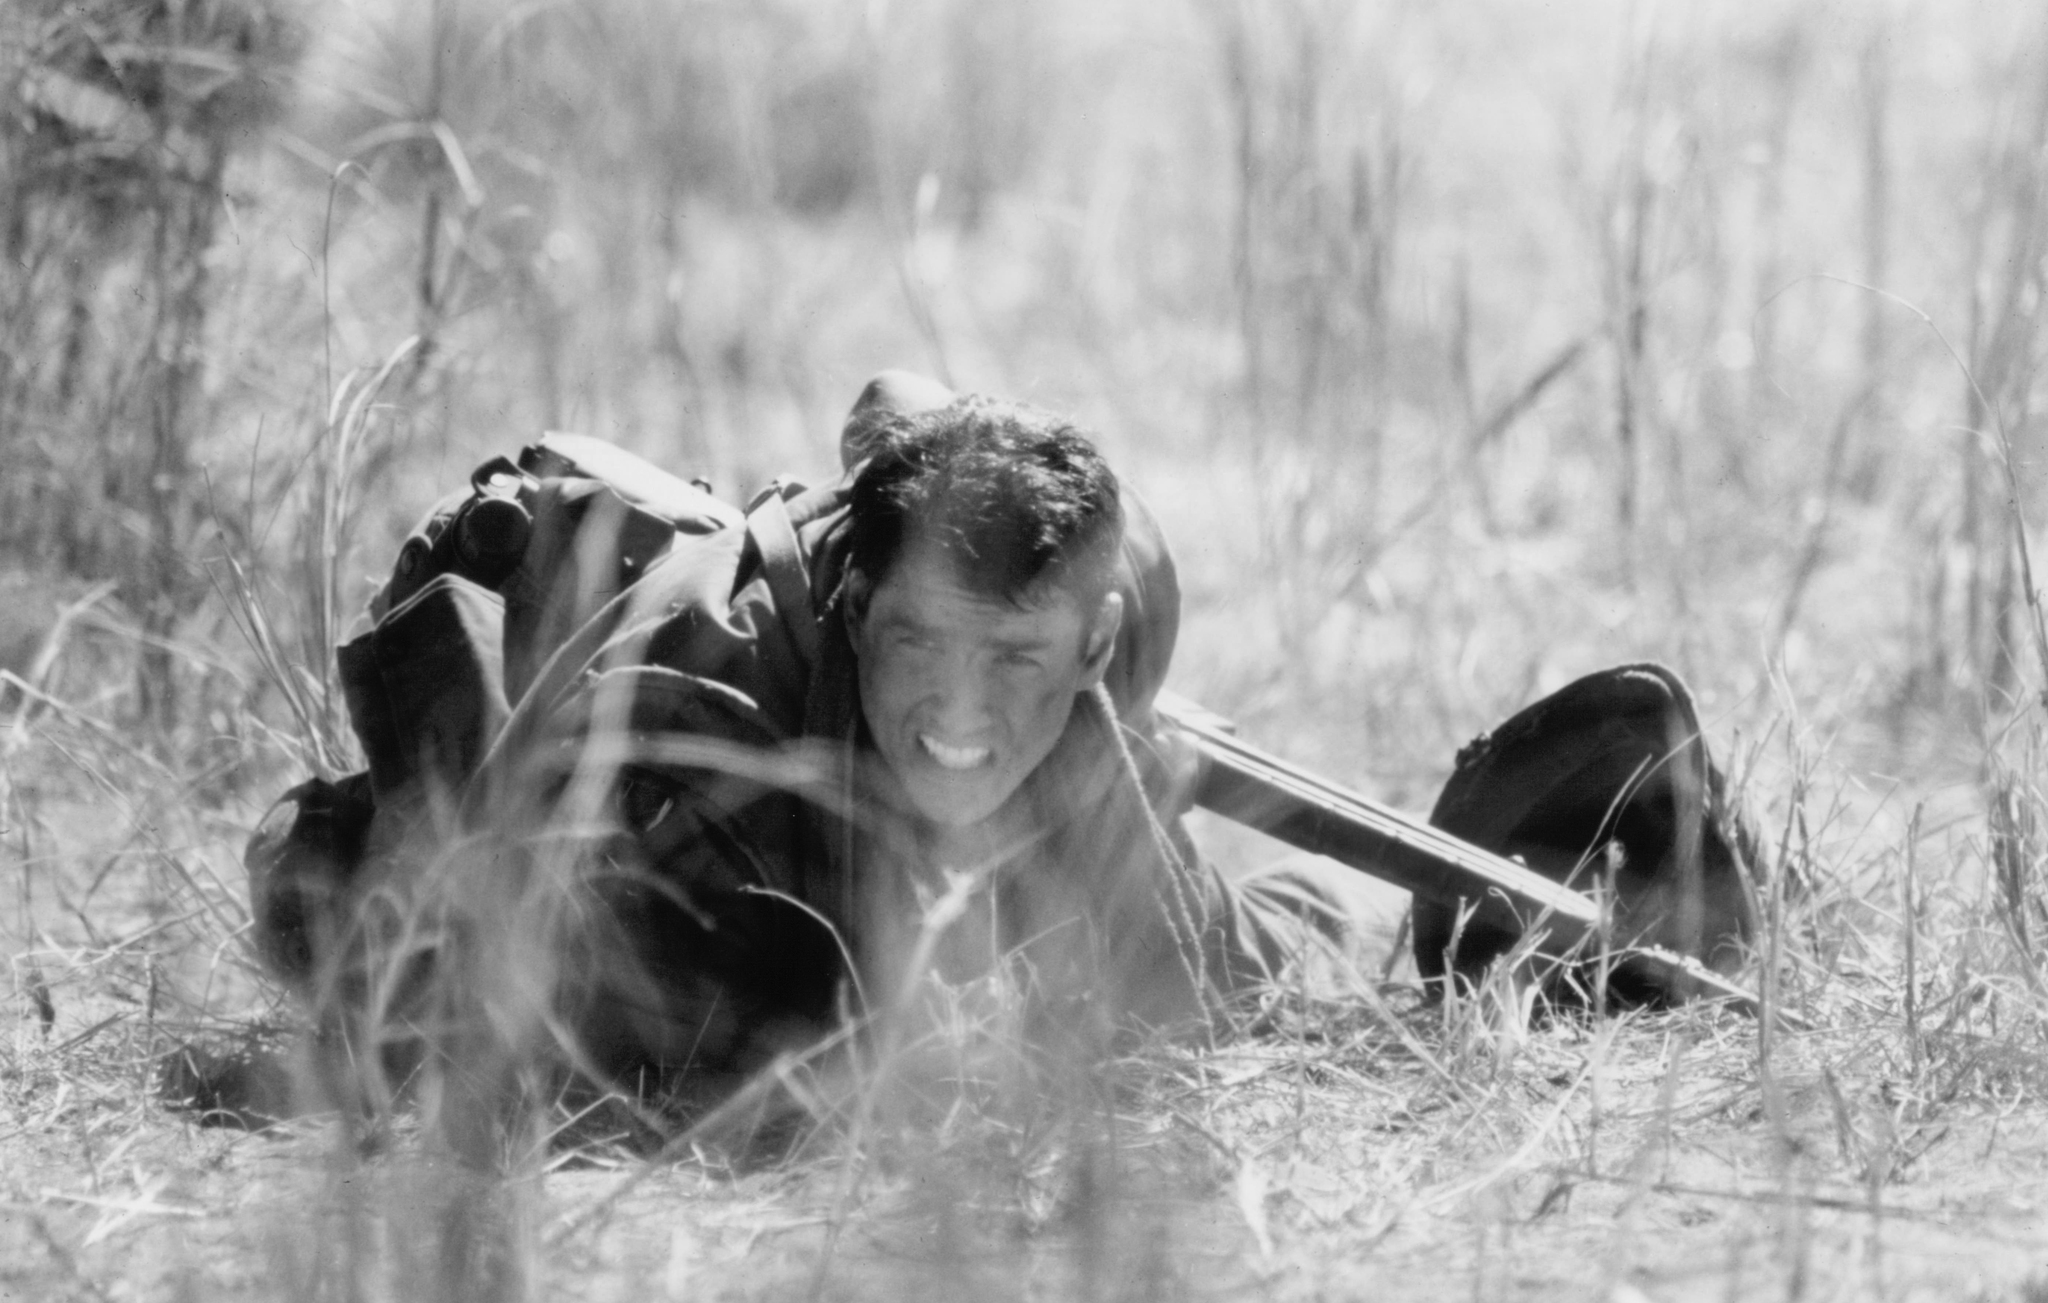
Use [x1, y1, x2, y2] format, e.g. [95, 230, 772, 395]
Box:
[1152, 692, 1789, 1023]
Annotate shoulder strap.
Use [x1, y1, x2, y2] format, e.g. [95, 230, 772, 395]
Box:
[745, 488, 822, 670]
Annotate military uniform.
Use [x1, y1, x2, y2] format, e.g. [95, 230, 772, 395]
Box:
[249, 413, 1308, 1099]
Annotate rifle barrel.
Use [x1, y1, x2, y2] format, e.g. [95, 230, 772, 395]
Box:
[1158, 695, 1595, 934]
[1153, 693, 1793, 1024]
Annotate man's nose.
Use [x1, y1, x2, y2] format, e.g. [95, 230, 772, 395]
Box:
[928, 662, 995, 734]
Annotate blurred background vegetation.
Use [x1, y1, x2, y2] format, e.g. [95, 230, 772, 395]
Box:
[4, 0, 2047, 921]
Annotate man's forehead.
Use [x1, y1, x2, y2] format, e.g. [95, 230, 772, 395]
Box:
[869, 539, 1088, 626]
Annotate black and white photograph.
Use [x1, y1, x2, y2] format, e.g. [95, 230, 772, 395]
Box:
[3, 1, 2045, 1298]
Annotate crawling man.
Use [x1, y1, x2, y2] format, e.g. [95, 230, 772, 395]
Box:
[246, 377, 1323, 1116]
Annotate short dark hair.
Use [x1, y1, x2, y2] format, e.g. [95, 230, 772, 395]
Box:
[846, 396, 1124, 607]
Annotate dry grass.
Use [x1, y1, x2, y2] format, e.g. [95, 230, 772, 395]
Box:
[13, 0, 2048, 1299]
[17, 829, 2048, 1302]
[13, 694, 2048, 1301]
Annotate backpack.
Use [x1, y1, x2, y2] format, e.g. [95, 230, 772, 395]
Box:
[245, 433, 745, 999]
[1413, 663, 1761, 1003]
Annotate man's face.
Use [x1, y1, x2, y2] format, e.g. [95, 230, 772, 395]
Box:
[850, 539, 1122, 829]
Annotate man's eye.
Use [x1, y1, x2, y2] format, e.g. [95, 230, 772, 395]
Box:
[998, 652, 1044, 671]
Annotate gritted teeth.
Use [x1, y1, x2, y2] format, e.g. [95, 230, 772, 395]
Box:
[918, 733, 992, 770]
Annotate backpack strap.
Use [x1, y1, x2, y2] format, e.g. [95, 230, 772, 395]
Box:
[745, 487, 822, 670]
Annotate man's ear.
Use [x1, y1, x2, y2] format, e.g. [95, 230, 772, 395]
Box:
[842, 570, 872, 651]
[1077, 590, 1124, 690]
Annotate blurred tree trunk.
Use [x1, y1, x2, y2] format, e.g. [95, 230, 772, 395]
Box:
[1858, 24, 1892, 434]
[1744, 26, 1807, 429]
[137, 145, 226, 732]
[1203, 0, 1399, 477]
[1607, 23, 1660, 544]
[0, 0, 298, 731]
[1960, 34, 2048, 710]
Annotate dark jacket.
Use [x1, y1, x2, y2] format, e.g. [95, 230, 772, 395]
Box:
[256, 446, 1232, 1090]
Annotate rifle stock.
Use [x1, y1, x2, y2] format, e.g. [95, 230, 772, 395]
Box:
[1153, 692, 1792, 1024]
